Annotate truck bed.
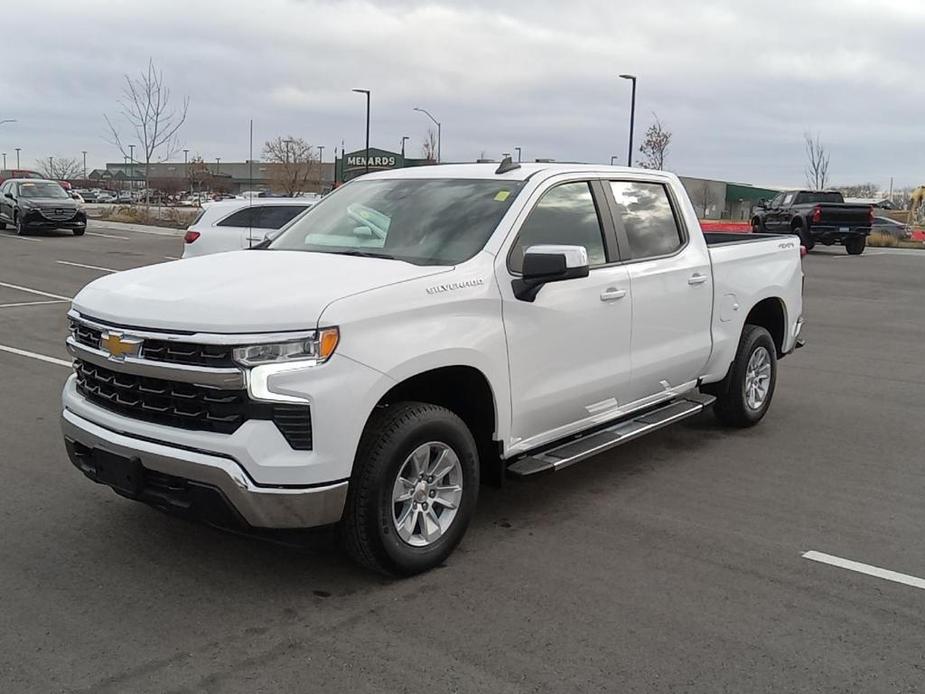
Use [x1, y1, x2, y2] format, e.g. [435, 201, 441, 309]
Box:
[703, 231, 785, 245]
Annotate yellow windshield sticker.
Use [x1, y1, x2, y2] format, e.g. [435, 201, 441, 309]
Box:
[494, 190, 510, 202]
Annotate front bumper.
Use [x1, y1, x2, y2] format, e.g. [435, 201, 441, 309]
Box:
[62, 408, 347, 529]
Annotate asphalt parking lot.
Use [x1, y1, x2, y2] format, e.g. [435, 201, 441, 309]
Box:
[1, 226, 924, 693]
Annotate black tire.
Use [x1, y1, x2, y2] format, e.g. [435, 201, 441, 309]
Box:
[0, 221, 6, 230]
[845, 236, 865, 255]
[792, 223, 814, 251]
[751, 218, 763, 233]
[340, 402, 479, 576]
[709, 324, 777, 428]
[73, 227, 86, 236]
[14, 214, 26, 236]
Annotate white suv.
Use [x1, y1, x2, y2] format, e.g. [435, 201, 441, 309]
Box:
[182, 198, 315, 257]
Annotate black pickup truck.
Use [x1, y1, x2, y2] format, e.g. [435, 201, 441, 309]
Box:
[751, 190, 872, 255]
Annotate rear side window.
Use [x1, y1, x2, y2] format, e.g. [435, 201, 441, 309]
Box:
[509, 181, 607, 273]
[609, 181, 684, 259]
[254, 205, 308, 229]
[216, 207, 259, 228]
[782, 193, 795, 206]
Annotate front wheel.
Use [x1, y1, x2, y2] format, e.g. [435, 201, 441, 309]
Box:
[15, 214, 26, 236]
[340, 402, 479, 576]
[751, 218, 763, 233]
[73, 227, 86, 236]
[709, 324, 777, 428]
[845, 236, 866, 255]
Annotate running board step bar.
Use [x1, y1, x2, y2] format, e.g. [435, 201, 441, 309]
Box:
[507, 392, 716, 477]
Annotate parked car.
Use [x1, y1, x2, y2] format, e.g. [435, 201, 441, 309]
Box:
[76, 189, 98, 203]
[181, 198, 315, 257]
[0, 178, 87, 235]
[871, 215, 911, 239]
[752, 190, 872, 254]
[96, 191, 116, 203]
[61, 163, 804, 575]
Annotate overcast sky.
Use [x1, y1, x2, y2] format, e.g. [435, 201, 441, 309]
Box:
[1, 0, 922, 188]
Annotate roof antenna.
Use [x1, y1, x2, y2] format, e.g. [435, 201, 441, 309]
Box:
[495, 156, 521, 175]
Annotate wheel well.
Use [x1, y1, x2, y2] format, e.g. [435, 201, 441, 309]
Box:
[745, 298, 785, 356]
[790, 217, 802, 230]
[376, 366, 501, 483]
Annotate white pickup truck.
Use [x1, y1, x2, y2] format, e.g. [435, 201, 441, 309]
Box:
[61, 162, 804, 575]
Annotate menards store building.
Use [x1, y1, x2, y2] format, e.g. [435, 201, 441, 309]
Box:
[335, 148, 434, 184]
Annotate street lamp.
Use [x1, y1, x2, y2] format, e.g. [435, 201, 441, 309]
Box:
[318, 145, 325, 163]
[619, 74, 637, 167]
[183, 148, 189, 195]
[514, 146, 522, 163]
[81, 150, 87, 180]
[48, 156, 53, 178]
[14, 148, 20, 168]
[215, 157, 221, 174]
[413, 107, 441, 163]
[401, 136, 409, 159]
[2, 153, 5, 169]
[128, 143, 135, 192]
[610, 155, 618, 165]
[352, 89, 371, 174]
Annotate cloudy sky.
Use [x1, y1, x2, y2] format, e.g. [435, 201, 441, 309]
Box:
[1, 0, 922, 188]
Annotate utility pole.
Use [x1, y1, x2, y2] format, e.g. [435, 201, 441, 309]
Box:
[15, 148, 20, 168]
[352, 89, 371, 174]
[81, 151, 87, 181]
[619, 74, 637, 167]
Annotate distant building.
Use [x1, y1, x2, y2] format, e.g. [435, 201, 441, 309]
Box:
[679, 177, 779, 220]
[88, 160, 336, 194]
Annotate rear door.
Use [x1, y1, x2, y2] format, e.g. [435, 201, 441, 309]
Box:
[606, 179, 713, 404]
[766, 192, 791, 232]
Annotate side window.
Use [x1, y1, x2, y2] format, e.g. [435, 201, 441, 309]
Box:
[609, 181, 684, 259]
[216, 207, 259, 228]
[509, 181, 606, 273]
[782, 193, 795, 206]
[254, 205, 308, 229]
[770, 194, 784, 208]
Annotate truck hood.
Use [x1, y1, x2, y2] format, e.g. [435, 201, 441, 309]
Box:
[73, 250, 449, 333]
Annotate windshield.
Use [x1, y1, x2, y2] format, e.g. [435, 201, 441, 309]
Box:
[18, 181, 68, 199]
[795, 191, 844, 204]
[269, 178, 524, 265]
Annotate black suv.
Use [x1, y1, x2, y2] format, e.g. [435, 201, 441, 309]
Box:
[0, 178, 87, 236]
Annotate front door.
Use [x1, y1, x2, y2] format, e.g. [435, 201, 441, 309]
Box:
[500, 179, 633, 451]
[607, 180, 713, 403]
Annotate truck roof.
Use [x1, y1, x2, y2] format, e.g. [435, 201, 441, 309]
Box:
[359, 162, 645, 182]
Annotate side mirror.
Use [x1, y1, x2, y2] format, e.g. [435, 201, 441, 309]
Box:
[513, 244, 590, 302]
[755, 199, 767, 209]
[4, 192, 13, 199]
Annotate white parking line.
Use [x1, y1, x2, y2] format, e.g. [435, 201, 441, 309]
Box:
[802, 550, 925, 591]
[87, 231, 128, 240]
[0, 344, 71, 367]
[0, 281, 72, 301]
[0, 233, 40, 242]
[0, 299, 68, 309]
[56, 260, 118, 273]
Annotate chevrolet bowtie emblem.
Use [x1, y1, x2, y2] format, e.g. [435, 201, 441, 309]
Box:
[99, 331, 142, 360]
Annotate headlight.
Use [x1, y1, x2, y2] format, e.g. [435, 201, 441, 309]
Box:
[232, 328, 339, 367]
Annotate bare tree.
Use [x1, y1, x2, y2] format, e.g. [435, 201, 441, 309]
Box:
[421, 128, 438, 161]
[186, 155, 212, 198]
[638, 114, 672, 170]
[263, 136, 319, 196]
[804, 132, 830, 190]
[105, 59, 189, 206]
[691, 180, 721, 218]
[37, 157, 83, 181]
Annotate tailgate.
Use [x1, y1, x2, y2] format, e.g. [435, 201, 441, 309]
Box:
[818, 205, 870, 226]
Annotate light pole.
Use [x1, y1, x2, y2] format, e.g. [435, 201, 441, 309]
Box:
[81, 150, 87, 181]
[2, 153, 5, 169]
[128, 143, 135, 193]
[183, 148, 189, 194]
[318, 145, 325, 163]
[619, 74, 637, 167]
[514, 146, 522, 163]
[352, 89, 371, 174]
[215, 157, 221, 174]
[610, 155, 618, 165]
[401, 136, 409, 159]
[413, 107, 441, 163]
[48, 156, 53, 178]
[15, 148, 20, 168]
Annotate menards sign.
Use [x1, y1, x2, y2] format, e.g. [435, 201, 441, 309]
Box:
[337, 147, 434, 182]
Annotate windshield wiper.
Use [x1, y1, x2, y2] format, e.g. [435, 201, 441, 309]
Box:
[324, 249, 396, 260]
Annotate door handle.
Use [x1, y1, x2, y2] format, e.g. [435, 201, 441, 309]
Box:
[600, 287, 627, 301]
[688, 273, 708, 286]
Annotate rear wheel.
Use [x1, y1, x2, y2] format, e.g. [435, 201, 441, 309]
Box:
[792, 223, 814, 251]
[710, 324, 777, 428]
[845, 236, 866, 255]
[340, 402, 479, 576]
